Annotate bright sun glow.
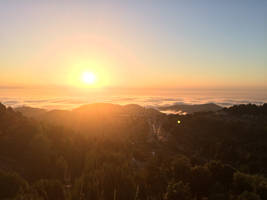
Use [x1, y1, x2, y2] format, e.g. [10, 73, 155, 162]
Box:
[69, 59, 110, 88]
[82, 72, 96, 84]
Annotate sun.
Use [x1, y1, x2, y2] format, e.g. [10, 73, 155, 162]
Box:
[82, 72, 96, 84]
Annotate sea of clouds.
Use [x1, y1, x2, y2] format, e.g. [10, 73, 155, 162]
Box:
[0, 90, 266, 111]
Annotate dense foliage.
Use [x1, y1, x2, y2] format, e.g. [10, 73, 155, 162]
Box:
[0, 103, 267, 200]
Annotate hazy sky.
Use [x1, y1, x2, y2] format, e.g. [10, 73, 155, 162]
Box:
[0, 0, 266, 89]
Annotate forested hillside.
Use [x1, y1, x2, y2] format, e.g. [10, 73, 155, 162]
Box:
[1, 102, 267, 200]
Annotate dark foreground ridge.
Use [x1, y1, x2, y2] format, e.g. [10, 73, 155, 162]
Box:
[0, 102, 267, 200]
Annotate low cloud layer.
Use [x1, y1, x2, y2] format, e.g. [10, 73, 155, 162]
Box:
[0, 93, 266, 111]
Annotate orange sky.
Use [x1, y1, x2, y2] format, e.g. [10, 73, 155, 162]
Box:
[1, 1, 266, 90]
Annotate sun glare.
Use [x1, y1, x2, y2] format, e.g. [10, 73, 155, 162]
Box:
[82, 72, 96, 84]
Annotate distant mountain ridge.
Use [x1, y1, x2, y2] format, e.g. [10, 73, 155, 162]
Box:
[14, 106, 47, 119]
[14, 103, 162, 118]
[14, 103, 223, 118]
